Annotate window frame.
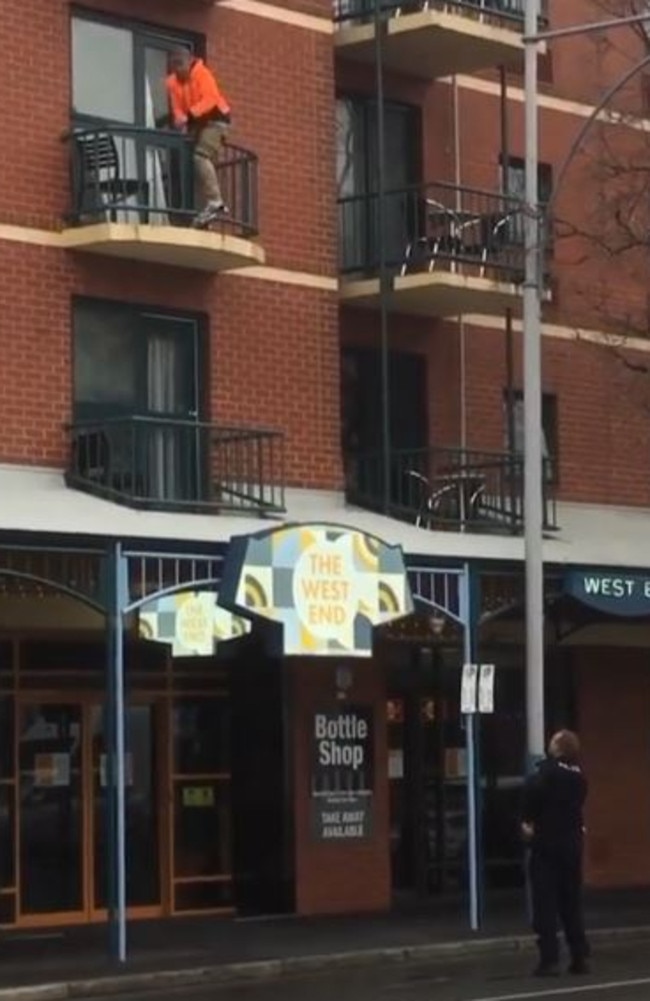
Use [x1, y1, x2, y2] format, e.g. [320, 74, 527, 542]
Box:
[503, 387, 559, 484]
[70, 295, 209, 424]
[70, 6, 206, 128]
[336, 91, 422, 198]
[336, 92, 422, 273]
[499, 154, 554, 255]
[500, 155, 553, 203]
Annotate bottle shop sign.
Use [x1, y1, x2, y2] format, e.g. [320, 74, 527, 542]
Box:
[311, 707, 374, 841]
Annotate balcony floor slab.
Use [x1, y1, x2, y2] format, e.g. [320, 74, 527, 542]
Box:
[60, 222, 265, 272]
[340, 270, 524, 318]
[335, 9, 526, 78]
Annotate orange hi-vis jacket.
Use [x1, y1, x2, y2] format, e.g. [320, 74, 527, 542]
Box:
[166, 58, 231, 127]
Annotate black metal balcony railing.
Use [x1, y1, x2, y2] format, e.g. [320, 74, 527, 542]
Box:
[345, 446, 557, 534]
[334, 0, 539, 28]
[67, 417, 286, 516]
[66, 125, 259, 237]
[339, 181, 536, 281]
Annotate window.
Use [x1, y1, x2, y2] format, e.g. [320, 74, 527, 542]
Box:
[503, 389, 558, 481]
[71, 13, 202, 128]
[341, 346, 427, 455]
[502, 157, 553, 203]
[499, 156, 553, 250]
[70, 15, 205, 223]
[72, 299, 206, 503]
[337, 95, 421, 272]
[509, 51, 554, 84]
[73, 299, 203, 422]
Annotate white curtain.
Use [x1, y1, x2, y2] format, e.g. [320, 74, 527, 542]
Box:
[144, 69, 169, 225]
[147, 335, 179, 499]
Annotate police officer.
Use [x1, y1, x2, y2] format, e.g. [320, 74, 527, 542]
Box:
[521, 729, 590, 977]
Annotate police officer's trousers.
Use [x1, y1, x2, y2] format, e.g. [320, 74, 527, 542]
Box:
[529, 845, 589, 967]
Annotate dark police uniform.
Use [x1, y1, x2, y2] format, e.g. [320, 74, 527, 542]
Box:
[522, 756, 589, 974]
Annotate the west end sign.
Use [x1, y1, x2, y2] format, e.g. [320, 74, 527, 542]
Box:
[219, 524, 413, 656]
[565, 569, 650, 617]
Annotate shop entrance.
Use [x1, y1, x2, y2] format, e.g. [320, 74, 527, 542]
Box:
[17, 698, 162, 924]
[387, 642, 467, 900]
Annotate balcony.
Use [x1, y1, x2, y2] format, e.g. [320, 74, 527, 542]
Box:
[334, 0, 529, 79]
[346, 446, 557, 534]
[61, 125, 264, 272]
[66, 417, 286, 516]
[339, 181, 536, 317]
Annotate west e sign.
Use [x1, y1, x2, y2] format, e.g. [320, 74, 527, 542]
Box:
[565, 569, 650, 617]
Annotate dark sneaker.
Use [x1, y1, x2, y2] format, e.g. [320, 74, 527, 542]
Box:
[533, 964, 560, 977]
[569, 959, 589, 975]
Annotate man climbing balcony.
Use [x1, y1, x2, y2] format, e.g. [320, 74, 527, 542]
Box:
[166, 48, 232, 229]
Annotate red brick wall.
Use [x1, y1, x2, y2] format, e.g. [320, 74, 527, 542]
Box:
[0, 0, 342, 487]
[3, 0, 337, 276]
[6, 0, 650, 504]
[341, 307, 650, 507]
[461, 323, 650, 507]
[292, 657, 390, 915]
[337, 5, 650, 510]
[576, 647, 650, 888]
[0, 242, 342, 486]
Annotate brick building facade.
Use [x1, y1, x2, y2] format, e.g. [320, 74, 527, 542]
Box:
[0, 0, 650, 938]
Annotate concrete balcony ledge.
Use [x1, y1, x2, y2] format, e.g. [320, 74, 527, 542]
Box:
[338, 179, 553, 317]
[60, 222, 265, 272]
[334, 5, 527, 78]
[340, 270, 525, 318]
[63, 125, 262, 272]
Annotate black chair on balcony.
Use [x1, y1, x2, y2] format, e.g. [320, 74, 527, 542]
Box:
[393, 0, 518, 20]
[69, 424, 144, 499]
[406, 467, 487, 531]
[70, 428, 110, 486]
[481, 208, 526, 282]
[71, 130, 150, 224]
[401, 200, 485, 276]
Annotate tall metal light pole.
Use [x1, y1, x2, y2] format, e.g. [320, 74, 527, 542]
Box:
[522, 4, 650, 768]
[522, 0, 544, 766]
[374, 0, 391, 515]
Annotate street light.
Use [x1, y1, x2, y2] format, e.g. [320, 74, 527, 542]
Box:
[522, 3, 650, 768]
[523, 0, 544, 768]
[374, 0, 391, 516]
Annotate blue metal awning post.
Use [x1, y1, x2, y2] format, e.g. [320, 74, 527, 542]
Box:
[107, 542, 128, 964]
[460, 562, 480, 932]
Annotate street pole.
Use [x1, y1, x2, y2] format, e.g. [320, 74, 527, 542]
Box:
[374, 0, 391, 515]
[520, 6, 650, 770]
[523, 0, 545, 766]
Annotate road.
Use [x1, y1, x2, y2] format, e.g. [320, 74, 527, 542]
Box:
[110, 940, 650, 1001]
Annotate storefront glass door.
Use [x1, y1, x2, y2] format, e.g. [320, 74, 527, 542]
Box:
[18, 703, 85, 917]
[387, 645, 467, 899]
[18, 699, 162, 923]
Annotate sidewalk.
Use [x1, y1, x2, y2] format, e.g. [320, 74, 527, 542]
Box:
[0, 890, 649, 1000]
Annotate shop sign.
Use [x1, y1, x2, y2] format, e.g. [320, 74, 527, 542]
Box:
[460, 664, 495, 715]
[34, 753, 70, 788]
[565, 569, 650, 617]
[218, 524, 413, 657]
[311, 707, 374, 841]
[182, 786, 215, 809]
[138, 591, 250, 657]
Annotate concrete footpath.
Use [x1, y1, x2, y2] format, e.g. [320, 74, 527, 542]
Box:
[1, 891, 650, 1001]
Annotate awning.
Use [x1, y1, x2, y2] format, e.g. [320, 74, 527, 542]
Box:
[1, 464, 650, 569]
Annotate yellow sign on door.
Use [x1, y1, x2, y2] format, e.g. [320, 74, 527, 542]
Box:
[182, 786, 215, 809]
